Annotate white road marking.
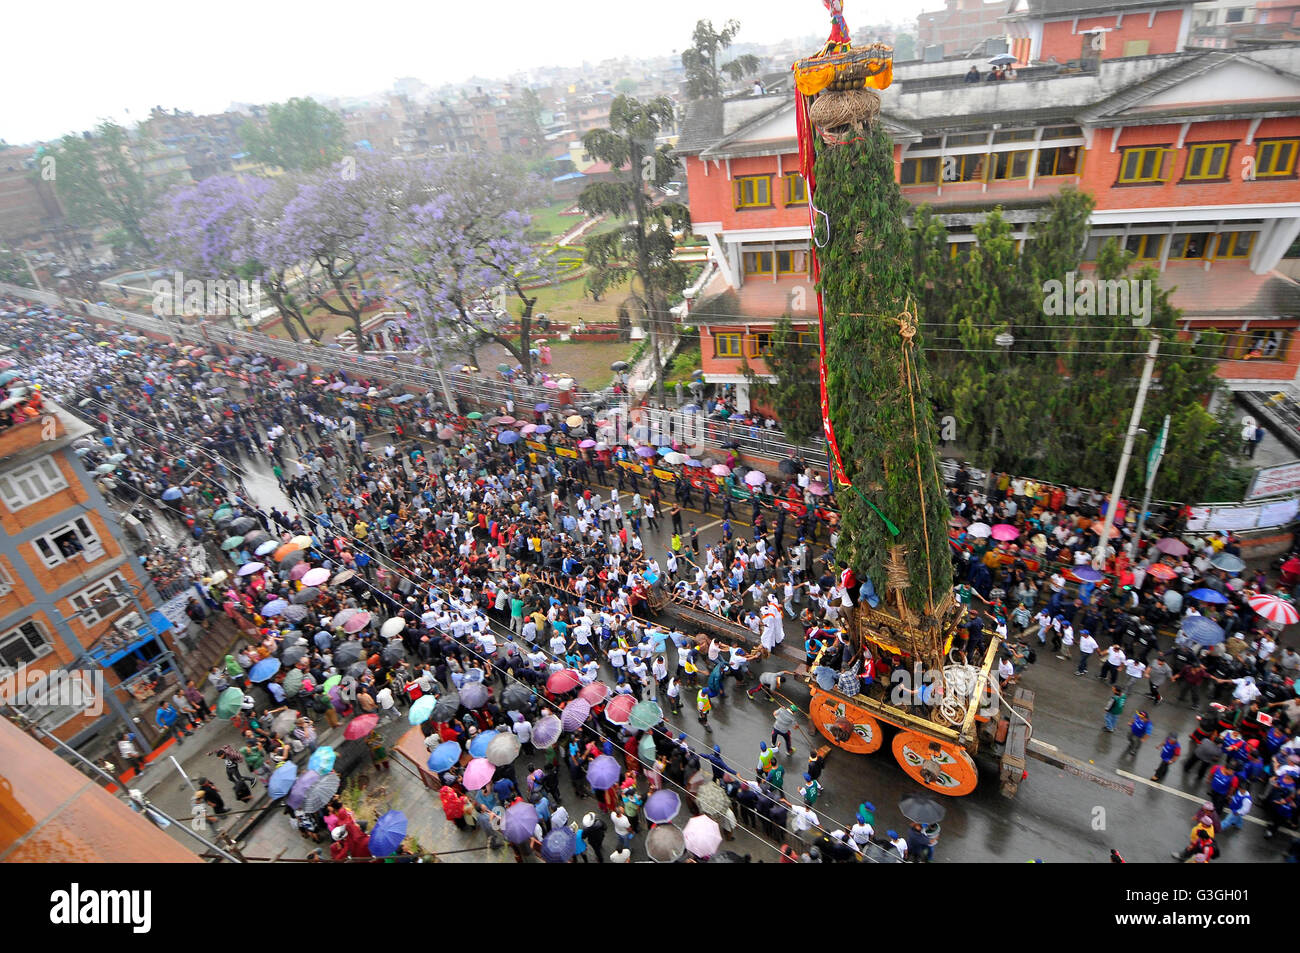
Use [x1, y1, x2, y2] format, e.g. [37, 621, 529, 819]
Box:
[1116, 769, 1266, 826]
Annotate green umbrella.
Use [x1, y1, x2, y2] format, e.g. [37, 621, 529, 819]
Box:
[629, 700, 663, 731]
[283, 669, 305, 698]
[216, 686, 244, 719]
[466, 412, 483, 420]
[638, 733, 657, 763]
[321, 674, 341, 693]
[224, 654, 243, 677]
[213, 505, 234, 521]
[221, 535, 245, 551]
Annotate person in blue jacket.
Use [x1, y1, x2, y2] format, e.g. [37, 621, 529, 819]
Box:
[1150, 734, 1181, 782]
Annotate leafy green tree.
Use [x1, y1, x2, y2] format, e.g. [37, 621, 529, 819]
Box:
[241, 98, 346, 172]
[816, 125, 952, 614]
[681, 19, 761, 99]
[578, 96, 690, 406]
[892, 33, 917, 60]
[745, 315, 820, 443]
[49, 121, 169, 254]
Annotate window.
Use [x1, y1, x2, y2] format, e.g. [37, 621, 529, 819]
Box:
[783, 173, 807, 206]
[1123, 40, 1150, 57]
[1183, 143, 1231, 181]
[1224, 328, 1288, 360]
[1124, 234, 1165, 260]
[0, 563, 11, 598]
[949, 242, 974, 262]
[945, 153, 988, 182]
[1225, 7, 1246, 22]
[914, 136, 942, 150]
[749, 332, 773, 357]
[68, 572, 131, 626]
[900, 156, 941, 185]
[1214, 232, 1255, 259]
[1118, 147, 1174, 184]
[1041, 125, 1082, 140]
[1037, 146, 1080, 177]
[1255, 139, 1298, 178]
[989, 150, 1032, 181]
[1174, 233, 1212, 259]
[32, 517, 103, 569]
[993, 129, 1037, 144]
[743, 251, 773, 276]
[0, 621, 51, 676]
[733, 175, 772, 209]
[0, 458, 69, 512]
[714, 333, 742, 358]
[777, 249, 808, 275]
[797, 330, 818, 348]
[945, 132, 989, 148]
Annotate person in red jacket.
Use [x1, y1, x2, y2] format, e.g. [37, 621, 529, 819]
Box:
[440, 784, 470, 830]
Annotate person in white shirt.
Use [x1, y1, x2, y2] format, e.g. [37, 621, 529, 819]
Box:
[1075, 631, 1099, 675]
[1098, 643, 1126, 684]
[1121, 656, 1148, 692]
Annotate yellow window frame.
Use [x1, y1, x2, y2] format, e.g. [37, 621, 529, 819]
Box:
[784, 173, 807, 206]
[901, 156, 941, 185]
[989, 150, 1032, 181]
[742, 251, 773, 276]
[1255, 139, 1298, 178]
[1183, 143, 1231, 181]
[1117, 146, 1174, 184]
[1124, 233, 1165, 260]
[734, 175, 772, 209]
[1214, 231, 1255, 260]
[714, 332, 742, 358]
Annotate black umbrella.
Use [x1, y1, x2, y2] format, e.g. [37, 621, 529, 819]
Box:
[863, 841, 903, 863]
[334, 643, 363, 666]
[212, 511, 235, 526]
[501, 683, 532, 711]
[610, 360, 629, 372]
[281, 645, 307, 667]
[279, 549, 305, 569]
[346, 661, 370, 678]
[382, 644, 405, 665]
[243, 530, 271, 547]
[292, 587, 320, 604]
[899, 795, 946, 825]
[230, 516, 259, 534]
[778, 458, 799, 475]
[431, 692, 460, 721]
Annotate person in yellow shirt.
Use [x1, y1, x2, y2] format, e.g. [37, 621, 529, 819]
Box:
[354, 520, 368, 540]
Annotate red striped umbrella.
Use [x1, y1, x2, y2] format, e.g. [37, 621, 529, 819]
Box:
[1146, 563, 1177, 581]
[1248, 594, 1299, 625]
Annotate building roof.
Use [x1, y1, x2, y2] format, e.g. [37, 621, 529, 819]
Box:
[1003, 0, 1190, 18]
[1167, 269, 1300, 320]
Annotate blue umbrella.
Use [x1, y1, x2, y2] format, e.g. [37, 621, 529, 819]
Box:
[656, 446, 673, 456]
[308, 745, 337, 773]
[248, 658, 281, 682]
[1072, 567, 1103, 583]
[534, 425, 552, 434]
[469, 730, 499, 759]
[409, 694, 437, 725]
[161, 486, 183, 501]
[262, 598, 290, 617]
[314, 630, 332, 649]
[1182, 614, 1225, 646]
[286, 769, 319, 810]
[268, 762, 298, 800]
[369, 810, 408, 858]
[534, 402, 549, 412]
[498, 430, 521, 445]
[541, 826, 576, 862]
[427, 740, 462, 773]
[1188, 587, 1229, 604]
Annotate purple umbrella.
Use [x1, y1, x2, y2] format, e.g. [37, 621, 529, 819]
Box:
[503, 801, 539, 844]
[237, 561, 265, 576]
[1072, 567, 1103, 583]
[534, 402, 549, 412]
[579, 439, 596, 449]
[498, 430, 521, 445]
[560, 698, 590, 731]
[533, 424, 552, 434]
[635, 446, 657, 458]
[460, 681, 489, 709]
[644, 789, 682, 824]
[541, 826, 576, 862]
[286, 769, 320, 810]
[532, 714, 562, 749]
[586, 754, 621, 790]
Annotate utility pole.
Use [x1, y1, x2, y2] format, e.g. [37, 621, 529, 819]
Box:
[1095, 335, 1160, 570]
[1130, 413, 1170, 561]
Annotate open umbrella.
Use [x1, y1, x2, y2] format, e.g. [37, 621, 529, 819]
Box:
[1155, 537, 1189, 556]
[427, 740, 462, 773]
[1248, 593, 1300, 625]
[643, 789, 681, 824]
[1189, 587, 1229, 604]
[503, 802, 539, 844]
[541, 826, 576, 863]
[286, 770, 320, 810]
[230, 517, 258, 534]
[586, 754, 621, 790]
[899, 795, 947, 825]
[806, 481, 828, 496]
[369, 810, 408, 858]
[331, 569, 356, 585]
[237, 562, 265, 576]
[344, 713, 379, 740]
[646, 823, 686, 863]
[289, 562, 312, 581]
[579, 681, 610, 705]
[469, 730, 499, 759]
[534, 424, 552, 434]
[463, 758, 495, 790]
[988, 52, 1017, 65]
[332, 608, 360, 628]
[547, 669, 582, 694]
[409, 695, 438, 725]
[334, 642, 363, 666]
[221, 535, 246, 552]
[381, 617, 407, 638]
[1146, 563, 1177, 581]
[307, 745, 337, 773]
[431, 692, 461, 721]
[532, 714, 562, 749]
[302, 773, 341, 813]
[560, 699, 590, 731]
[216, 686, 244, 718]
[437, 427, 456, 440]
[683, 815, 722, 858]
[279, 549, 306, 570]
[249, 658, 281, 682]
[261, 599, 289, 618]
[1181, 615, 1225, 646]
[498, 430, 521, 445]
[161, 487, 184, 501]
[302, 567, 331, 587]
[696, 782, 729, 817]
[967, 522, 992, 539]
[710, 464, 731, 477]
[991, 524, 1020, 541]
[343, 611, 372, 633]
[638, 733, 657, 763]
[267, 762, 298, 800]
[629, 700, 663, 731]
[605, 693, 636, 726]
[460, 681, 489, 709]
[501, 683, 533, 711]
[254, 540, 278, 556]
[486, 732, 522, 766]
[1210, 552, 1246, 574]
[1071, 567, 1103, 583]
[744, 470, 765, 487]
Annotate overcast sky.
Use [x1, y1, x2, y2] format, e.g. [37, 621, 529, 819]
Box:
[4, 0, 930, 144]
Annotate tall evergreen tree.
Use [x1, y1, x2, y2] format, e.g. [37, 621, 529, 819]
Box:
[745, 315, 820, 444]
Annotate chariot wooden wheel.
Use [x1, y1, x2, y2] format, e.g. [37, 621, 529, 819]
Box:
[809, 688, 883, 754]
[891, 730, 978, 796]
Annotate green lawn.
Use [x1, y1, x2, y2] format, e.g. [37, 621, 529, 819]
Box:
[526, 200, 586, 240]
[473, 338, 637, 390]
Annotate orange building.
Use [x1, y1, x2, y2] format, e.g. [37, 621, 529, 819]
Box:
[676, 43, 1300, 410]
[0, 401, 178, 752]
[1002, 0, 1197, 65]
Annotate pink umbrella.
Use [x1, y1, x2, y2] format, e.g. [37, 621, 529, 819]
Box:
[547, 669, 582, 693]
[579, 682, 610, 705]
[991, 524, 1020, 541]
[302, 567, 331, 587]
[344, 713, 379, 739]
[1248, 593, 1300, 625]
[463, 757, 495, 790]
[343, 611, 372, 633]
[683, 814, 722, 858]
[543, 380, 559, 389]
[289, 562, 312, 581]
[579, 439, 597, 449]
[237, 562, 265, 576]
[520, 424, 537, 435]
[807, 482, 828, 497]
[744, 470, 766, 487]
[605, 693, 636, 725]
[560, 699, 591, 731]
[1155, 537, 1189, 556]
[710, 464, 731, 477]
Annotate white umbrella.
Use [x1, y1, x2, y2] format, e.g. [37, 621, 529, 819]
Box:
[967, 522, 992, 539]
[744, 470, 766, 487]
[381, 617, 407, 638]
